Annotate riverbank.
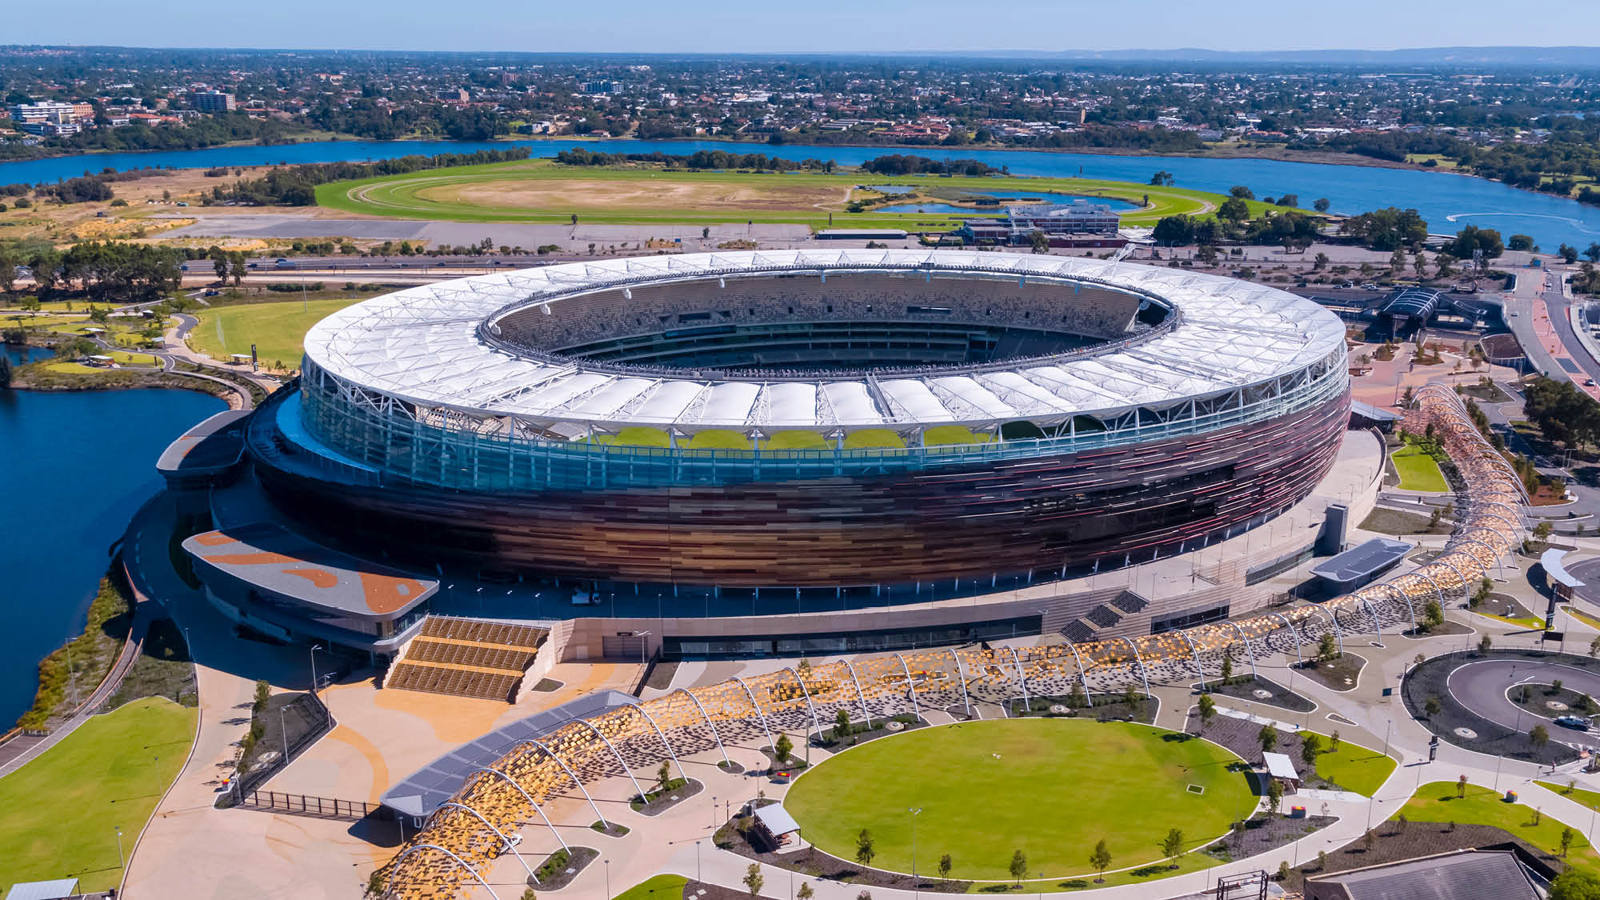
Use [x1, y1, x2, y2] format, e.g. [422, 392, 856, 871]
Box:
[10, 567, 135, 730]
[11, 360, 258, 407]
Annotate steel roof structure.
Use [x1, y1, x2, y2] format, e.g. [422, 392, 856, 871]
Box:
[303, 250, 1346, 436]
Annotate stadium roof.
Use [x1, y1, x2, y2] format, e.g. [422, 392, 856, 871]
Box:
[304, 250, 1346, 435]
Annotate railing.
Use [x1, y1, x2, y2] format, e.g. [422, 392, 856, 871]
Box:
[228, 691, 335, 802]
[239, 790, 392, 822]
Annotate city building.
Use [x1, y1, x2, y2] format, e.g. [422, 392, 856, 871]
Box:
[189, 90, 236, 112]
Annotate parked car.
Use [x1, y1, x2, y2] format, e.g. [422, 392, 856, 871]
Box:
[1555, 715, 1590, 731]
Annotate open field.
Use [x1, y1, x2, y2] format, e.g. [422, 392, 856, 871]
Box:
[614, 874, 689, 900]
[316, 158, 1287, 228]
[187, 296, 363, 368]
[0, 697, 197, 892]
[783, 719, 1252, 881]
[1395, 781, 1600, 878]
[1392, 442, 1448, 492]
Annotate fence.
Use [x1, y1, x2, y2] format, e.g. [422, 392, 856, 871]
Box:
[239, 790, 392, 822]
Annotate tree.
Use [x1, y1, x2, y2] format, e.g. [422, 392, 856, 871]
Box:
[1563, 826, 1577, 858]
[1532, 725, 1551, 750]
[1561, 244, 1581, 264]
[1149, 170, 1174, 187]
[1218, 197, 1250, 222]
[1479, 634, 1493, 654]
[1089, 839, 1112, 883]
[1220, 651, 1233, 684]
[1230, 186, 1255, 200]
[1152, 215, 1195, 245]
[1363, 829, 1377, 853]
[1277, 860, 1292, 883]
[797, 885, 814, 900]
[1587, 243, 1600, 264]
[1318, 631, 1338, 662]
[744, 863, 764, 899]
[365, 869, 386, 898]
[1197, 693, 1217, 732]
[1161, 828, 1184, 864]
[773, 733, 793, 765]
[1313, 251, 1329, 270]
[1266, 778, 1284, 816]
[1314, 198, 1331, 213]
[1424, 600, 1445, 630]
[1458, 775, 1469, 798]
[1009, 849, 1028, 886]
[855, 830, 876, 866]
[1508, 234, 1535, 252]
[1028, 230, 1049, 254]
[702, 227, 711, 240]
[1330, 730, 1341, 753]
[253, 679, 270, 714]
[1277, 194, 1299, 208]
[1301, 732, 1323, 768]
[1317, 850, 1328, 871]
[937, 854, 952, 880]
[1259, 723, 1278, 755]
[834, 708, 851, 744]
[658, 761, 672, 793]
[1550, 869, 1600, 900]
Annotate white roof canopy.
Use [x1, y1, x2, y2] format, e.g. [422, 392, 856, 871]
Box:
[304, 250, 1345, 435]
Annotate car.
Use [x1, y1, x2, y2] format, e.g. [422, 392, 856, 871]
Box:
[1361, 282, 1380, 291]
[1555, 715, 1590, 731]
[1586, 379, 1596, 387]
[1510, 311, 1519, 317]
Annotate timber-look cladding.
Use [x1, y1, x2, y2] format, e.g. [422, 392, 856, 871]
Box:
[253, 391, 1349, 587]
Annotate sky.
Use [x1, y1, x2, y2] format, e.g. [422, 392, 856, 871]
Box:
[8, 0, 1600, 55]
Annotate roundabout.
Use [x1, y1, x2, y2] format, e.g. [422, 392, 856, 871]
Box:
[1404, 650, 1600, 762]
[782, 718, 1254, 881]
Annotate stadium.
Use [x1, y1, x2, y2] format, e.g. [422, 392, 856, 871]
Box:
[245, 249, 1352, 607]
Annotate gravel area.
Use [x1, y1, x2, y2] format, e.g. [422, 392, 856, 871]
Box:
[1291, 821, 1569, 889]
[1204, 814, 1339, 866]
[632, 777, 704, 816]
[1508, 684, 1597, 719]
[1008, 692, 1158, 724]
[814, 715, 927, 750]
[1201, 676, 1315, 714]
[535, 846, 599, 890]
[716, 818, 971, 893]
[1401, 649, 1584, 765]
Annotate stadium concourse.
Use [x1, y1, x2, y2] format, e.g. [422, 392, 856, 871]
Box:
[378, 384, 1526, 900]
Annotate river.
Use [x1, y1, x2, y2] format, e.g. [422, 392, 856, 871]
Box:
[2, 138, 1599, 251]
[0, 364, 224, 727]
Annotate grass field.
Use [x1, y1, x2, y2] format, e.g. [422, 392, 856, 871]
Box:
[1391, 442, 1448, 492]
[1396, 781, 1600, 878]
[613, 874, 688, 900]
[783, 719, 1252, 881]
[1536, 780, 1600, 814]
[1310, 734, 1397, 796]
[0, 697, 197, 892]
[315, 158, 1291, 229]
[188, 297, 363, 369]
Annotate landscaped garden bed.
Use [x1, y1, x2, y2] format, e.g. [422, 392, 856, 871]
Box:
[631, 774, 704, 816]
[1508, 683, 1596, 719]
[1007, 690, 1157, 724]
[813, 714, 926, 750]
[1199, 675, 1315, 714]
[533, 846, 599, 890]
[1294, 653, 1366, 692]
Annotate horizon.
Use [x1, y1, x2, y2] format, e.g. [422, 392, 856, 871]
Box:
[6, 0, 1600, 56]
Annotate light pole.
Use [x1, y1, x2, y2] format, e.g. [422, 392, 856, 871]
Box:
[696, 840, 702, 883]
[309, 643, 323, 702]
[605, 858, 611, 900]
[281, 707, 289, 762]
[116, 826, 124, 872]
[909, 807, 921, 898]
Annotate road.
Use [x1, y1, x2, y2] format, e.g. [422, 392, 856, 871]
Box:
[1446, 657, 1600, 749]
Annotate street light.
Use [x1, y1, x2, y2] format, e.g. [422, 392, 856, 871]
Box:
[605, 858, 611, 900]
[909, 807, 922, 898]
[696, 840, 702, 883]
[309, 643, 323, 702]
[116, 826, 124, 872]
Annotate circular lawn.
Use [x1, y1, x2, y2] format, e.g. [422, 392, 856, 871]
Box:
[783, 718, 1252, 881]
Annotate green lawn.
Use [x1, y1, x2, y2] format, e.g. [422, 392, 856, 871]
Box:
[0, 697, 197, 892]
[1563, 606, 1600, 631]
[315, 158, 1288, 229]
[784, 719, 1252, 881]
[613, 874, 688, 900]
[1310, 734, 1397, 796]
[1536, 780, 1600, 814]
[188, 297, 363, 370]
[1391, 442, 1448, 492]
[1396, 782, 1600, 878]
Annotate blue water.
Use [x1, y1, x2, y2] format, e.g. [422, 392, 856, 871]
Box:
[875, 189, 1141, 214]
[0, 383, 224, 726]
[4, 137, 1600, 248]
